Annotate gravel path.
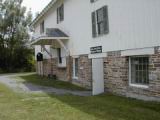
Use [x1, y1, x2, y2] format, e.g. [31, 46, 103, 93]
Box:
[0, 73, 92, 96]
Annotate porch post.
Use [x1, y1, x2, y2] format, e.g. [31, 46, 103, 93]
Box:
[41, 45, 54, 76]
[56, 39, 72, 81]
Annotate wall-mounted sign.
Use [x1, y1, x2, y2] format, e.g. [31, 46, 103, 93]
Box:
[90, 46, 102, 54]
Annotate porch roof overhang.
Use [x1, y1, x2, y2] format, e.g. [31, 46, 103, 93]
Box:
[31, 36, 69, 45]
[31, 28, 69, 45]
[31, 28, 70, 56]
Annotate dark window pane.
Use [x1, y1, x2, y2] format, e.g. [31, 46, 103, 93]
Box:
[40, 21, 44, 34]
[97, 8, 104, 22]
[139, 65, 143, 70]
[57, 48, 62, 64]
[97, 22, 104, 35]
[57, 4, 64, 24]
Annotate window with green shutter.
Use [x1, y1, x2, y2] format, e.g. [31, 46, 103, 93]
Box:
[40, 20, 45, 34]
[57, 4, 64, 24]
[97, 7, 104, 35]
[91, 5, 109, 37]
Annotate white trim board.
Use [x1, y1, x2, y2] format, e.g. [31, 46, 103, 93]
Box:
[89, 53, 107, 59]
[73, 58, 78, 79]
[121, 48, 154, 56]
[72, 55, 79, 58]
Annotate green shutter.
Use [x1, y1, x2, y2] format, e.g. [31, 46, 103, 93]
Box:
[57, 8, 59, 24]
[61, 4, 64, 21]
[92, 12, 97, 38]
[103, 6, 109, 34]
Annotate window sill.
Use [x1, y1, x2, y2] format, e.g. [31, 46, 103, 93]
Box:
[57, 20, 64, 24]
[57, 66, 66, 69]
[57, 64, 66, 68]
[93, 32, 109, 38]
[72, 77, 78, 80]
[129, 84, 149, 89]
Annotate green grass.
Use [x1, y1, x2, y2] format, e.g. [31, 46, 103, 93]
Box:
[0, 83, 160, 120]
[19, 74, 87, 91]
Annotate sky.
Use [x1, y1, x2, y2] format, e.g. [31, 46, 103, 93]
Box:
[22, 0, 51, 18]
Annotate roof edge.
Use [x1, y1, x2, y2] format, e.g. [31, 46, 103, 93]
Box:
[30, 0, 57, 27]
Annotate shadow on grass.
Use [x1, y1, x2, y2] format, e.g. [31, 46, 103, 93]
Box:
[19, 74, 160, 120]
[47, 93, 160, 120]
[20, 74, 88, 91]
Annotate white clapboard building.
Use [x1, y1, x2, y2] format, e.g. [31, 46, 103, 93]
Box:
[31, 0, 160, 101]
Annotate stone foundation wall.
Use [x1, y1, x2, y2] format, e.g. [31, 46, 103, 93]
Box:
[36, 58, 68, 81]
[56, 57, 72, 81]
[104, 47, 160, 101]
[35, 47, 160, 101]
[104, 51, 128, 96]
[36, 55, 92, 87]
[71, 55, 92, 89]
[42, 59, 56, 76]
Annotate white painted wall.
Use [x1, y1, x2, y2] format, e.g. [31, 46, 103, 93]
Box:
[90, 0, 160, 53]
[33, 0, 160, 58]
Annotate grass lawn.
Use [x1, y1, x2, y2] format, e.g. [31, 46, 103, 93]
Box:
[0, 82, 160, 120]
[19, 74, 87, 91]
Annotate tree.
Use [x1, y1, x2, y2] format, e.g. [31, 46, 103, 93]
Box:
[0, 0, 34, 73]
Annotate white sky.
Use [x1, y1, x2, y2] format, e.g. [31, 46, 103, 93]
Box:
[22, 0, 51, 18]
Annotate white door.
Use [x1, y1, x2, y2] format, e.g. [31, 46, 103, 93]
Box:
[92, 58, 104, 95]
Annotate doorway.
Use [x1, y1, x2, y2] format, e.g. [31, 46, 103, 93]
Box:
[92, 58, 104, 95]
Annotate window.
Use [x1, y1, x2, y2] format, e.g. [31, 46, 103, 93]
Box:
[92, 6, 109, 37]
[97, 8, 105, 35]
[57, 4, 64, 24]
[57, 48, 62, 64]
[130, 57, 149, 86]
[73, 58, 79, 79]
[40, 20, 44, 34]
